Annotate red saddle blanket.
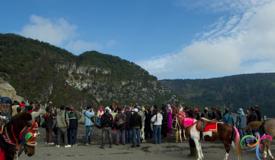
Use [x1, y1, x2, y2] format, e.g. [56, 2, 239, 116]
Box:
[203, 122, 218, 133]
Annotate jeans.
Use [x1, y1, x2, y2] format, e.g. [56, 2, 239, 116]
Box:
[125, 129, 132, 144]
[101, 127, 112, 147]
[57, 127, 68, 145]
[116, 129, 126, 144]
[45, 128, 53, 143]
[132, 128, 141, 146]
[69, 128, 77, 145]
[153, 125, 162, 144]
[85, 126, 93, 144]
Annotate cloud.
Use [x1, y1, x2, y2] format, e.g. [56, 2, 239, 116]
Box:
[139, 0, 275, 79]
[176, 0, 273, 13]
[21, 15, 76, 46]
[20, 15, 115, 54]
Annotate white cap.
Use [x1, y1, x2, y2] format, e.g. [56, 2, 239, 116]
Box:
[133, 108, 138, 112]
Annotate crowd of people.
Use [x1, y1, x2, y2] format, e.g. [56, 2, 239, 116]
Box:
[0, 98, 266, 150]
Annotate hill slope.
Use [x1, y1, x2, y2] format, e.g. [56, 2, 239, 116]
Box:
[0, 33, 171, 106]
[160, 73, 275, 115]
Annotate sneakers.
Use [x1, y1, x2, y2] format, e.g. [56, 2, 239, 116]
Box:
[65, 145, 72, 148]
[48, 142, 54, 145]
[56, 145, 60, 148]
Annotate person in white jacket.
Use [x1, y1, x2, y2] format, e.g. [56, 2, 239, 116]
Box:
[151, 108, 163, 144]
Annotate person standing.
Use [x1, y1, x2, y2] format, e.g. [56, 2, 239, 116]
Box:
[236, 108, 247, 137]
[167, 105, 173, 136]
[43, 106, 55, 145]
[151, 108, 163, 144]
[56, 105, 70, 148]
[130, 108, 142, 147]
[83, 106, 95, 145]
[100, 107, 113, 149]
[68, 106, 78, 146]
[138, 106, 146, 142]
[114, 107, 126, 145]
[124, 106, 132, 144]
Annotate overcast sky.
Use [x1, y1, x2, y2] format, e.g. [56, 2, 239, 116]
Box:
[1, 0, 275, 79]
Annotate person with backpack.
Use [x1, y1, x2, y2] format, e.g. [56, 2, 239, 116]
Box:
[83, 105, 95, 145]
[114, 107, 126, 145]
[100, 107, 113, 149]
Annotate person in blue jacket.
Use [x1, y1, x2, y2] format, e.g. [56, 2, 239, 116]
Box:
[83, 105, 95, 145]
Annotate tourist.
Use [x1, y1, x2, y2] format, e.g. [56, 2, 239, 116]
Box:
[56, 105, 70, 148]
[222, 108, 234, 126]
[114, 107, 126, 145]
[151, 108, 163, 144]
[83, 105, 95, 145]
[138, 106, 146, 142]
[43, 105, 55, 145]
[144, 106, 153, 141]
[68, 106, 78, 146]
[100, 107, 113, 149]
[130, 108, 142, 147]
[236, 108, 247, 137]
[124, 106, 132, 144]
[167, 104, 173, 136]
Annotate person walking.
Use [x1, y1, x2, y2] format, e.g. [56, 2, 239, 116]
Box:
[83, 106, 95, 145]
[151, 108, 163, 144]
[100, 107, 113, 149]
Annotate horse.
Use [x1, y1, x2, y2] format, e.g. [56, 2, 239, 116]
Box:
[184, 117, 241, 160]
[172, 106, 187, 143]
[247, 119, 275, 160]
[0, 112, 38, 160]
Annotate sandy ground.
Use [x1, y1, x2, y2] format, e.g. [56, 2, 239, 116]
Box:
[19, 127, 274, 160]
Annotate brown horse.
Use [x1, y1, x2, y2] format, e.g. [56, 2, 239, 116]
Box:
[247, 119, 275, 160]
[185, 118, 241, 160]
[0, 112, 38, 160]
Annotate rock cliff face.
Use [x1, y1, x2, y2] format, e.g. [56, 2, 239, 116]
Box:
[0, 78, 23, 101]
[0, 34, 171, 106]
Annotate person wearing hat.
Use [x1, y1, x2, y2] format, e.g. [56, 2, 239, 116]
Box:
[129, 108, 142, 147]
[100, 106, 113, 149]
[236, 108, 247, 137]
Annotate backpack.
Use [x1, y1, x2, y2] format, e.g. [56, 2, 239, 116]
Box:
[93, 116, 101, 128]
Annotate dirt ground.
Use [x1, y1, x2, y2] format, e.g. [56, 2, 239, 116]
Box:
[19, 127, 274, 160]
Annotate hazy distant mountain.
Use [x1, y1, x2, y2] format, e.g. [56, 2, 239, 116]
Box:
[161, 73, 275, 116]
